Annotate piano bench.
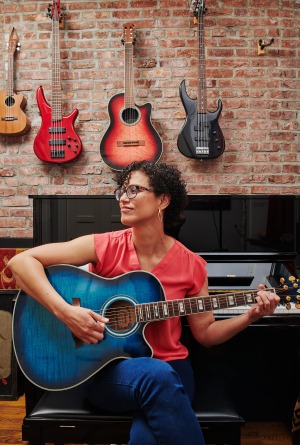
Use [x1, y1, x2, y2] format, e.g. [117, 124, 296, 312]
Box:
[22, 372, 244, 445]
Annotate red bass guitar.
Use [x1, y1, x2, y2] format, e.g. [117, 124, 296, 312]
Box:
[33, 0, 82, 163]
[100, 24, 162, 171]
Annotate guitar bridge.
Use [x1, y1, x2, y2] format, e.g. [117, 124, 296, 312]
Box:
[196, 147, 209, 155]
[117, 140, 146, 147]
[2, 116, 18, 121]
[51, 149, 65, 158]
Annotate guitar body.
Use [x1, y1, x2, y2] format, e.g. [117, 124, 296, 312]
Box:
[34, 86, 82, 163]
[13, 265, 164, 391]
[177, 79, 225, 159]
[100, 93, 162, 171]
[0, 91, 31, 136]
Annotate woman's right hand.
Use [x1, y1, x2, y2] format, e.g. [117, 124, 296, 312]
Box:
[59, 304, 109, 344]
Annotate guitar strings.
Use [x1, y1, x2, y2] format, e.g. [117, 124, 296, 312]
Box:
[197, 5, 207, 152]
[52, 5, 62, 159]
[88, 286, 298, 325]
[6, 38, 15, 125]
[125, 27, 134, 164]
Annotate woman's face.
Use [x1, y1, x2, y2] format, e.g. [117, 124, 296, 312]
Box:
[119, 170, 162, 228]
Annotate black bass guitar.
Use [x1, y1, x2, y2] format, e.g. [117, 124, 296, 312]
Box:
[177, 0, 225, 159]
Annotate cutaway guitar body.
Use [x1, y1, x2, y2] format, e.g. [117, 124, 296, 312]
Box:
[100, 93, 162, 170]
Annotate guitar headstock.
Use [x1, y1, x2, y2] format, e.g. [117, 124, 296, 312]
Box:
[122, 23, 136, 46]
[279, 276, 300, 310]
[8, 27, 19, 55]
[190, 0, 207, 22]
[47, 1, 65, 26]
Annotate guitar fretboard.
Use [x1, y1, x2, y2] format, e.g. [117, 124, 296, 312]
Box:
[197, 7, 207, 114]
[52, 11, 62, 121]
[7, 53, 14, 97]
[135, 289, 275, 322]
[124, 42, 134, 109]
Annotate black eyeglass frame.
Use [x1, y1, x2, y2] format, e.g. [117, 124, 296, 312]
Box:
[114, 184, 154, 201]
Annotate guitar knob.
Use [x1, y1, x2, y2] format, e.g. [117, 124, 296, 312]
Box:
[67, 144, 71, 148]
[68, 136, 71, 140]
[74, 138, 77, 141]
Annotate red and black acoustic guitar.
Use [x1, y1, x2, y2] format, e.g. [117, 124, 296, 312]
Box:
[177, 0, 225, 159]
[0, 28, 31, 136]
[33, 0, 82, 163]
[100, 24, 162, 171]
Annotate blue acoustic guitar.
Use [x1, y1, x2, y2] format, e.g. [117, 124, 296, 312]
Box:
[13, 265, 294, 391]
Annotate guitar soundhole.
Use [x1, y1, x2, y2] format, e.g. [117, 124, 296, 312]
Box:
[121, 107, 140, 126]
[105, 300, 136, 332]
[5, 96, 15, 107]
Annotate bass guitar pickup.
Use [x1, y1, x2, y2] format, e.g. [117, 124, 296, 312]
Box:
[48, 127, 66, 133]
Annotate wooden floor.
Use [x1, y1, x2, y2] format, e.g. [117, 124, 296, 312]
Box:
[0, 395, 293, 445]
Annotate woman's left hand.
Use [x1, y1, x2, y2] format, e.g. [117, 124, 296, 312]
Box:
[248, 284, 281, 322]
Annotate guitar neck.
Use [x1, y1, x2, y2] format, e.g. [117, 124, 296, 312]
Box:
[52, 16, 62, 121]
[7, 53, 14, 97]
[135, 288, 275, 323]
[124, 42, 135, 108]
[197, 12, 207, 114]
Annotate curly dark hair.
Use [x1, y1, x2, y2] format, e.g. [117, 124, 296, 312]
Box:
[116, 161, 188, 236]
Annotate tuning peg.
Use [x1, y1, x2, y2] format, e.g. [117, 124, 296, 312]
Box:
[16, 43, 21, 51]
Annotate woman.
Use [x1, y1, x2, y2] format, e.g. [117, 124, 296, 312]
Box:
[8, 160, 280, 445]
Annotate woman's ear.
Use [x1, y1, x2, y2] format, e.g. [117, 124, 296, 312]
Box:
[159, 194, 171, 210]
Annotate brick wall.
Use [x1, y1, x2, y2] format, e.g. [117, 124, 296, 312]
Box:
[0, 0, 299, 238]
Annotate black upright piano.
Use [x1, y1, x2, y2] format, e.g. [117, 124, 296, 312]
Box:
[31, 194, 300, 422]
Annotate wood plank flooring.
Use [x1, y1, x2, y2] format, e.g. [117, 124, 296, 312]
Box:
[0, 395, 293, 445]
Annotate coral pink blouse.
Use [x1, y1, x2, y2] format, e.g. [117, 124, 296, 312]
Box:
[89, 229, 207, 361]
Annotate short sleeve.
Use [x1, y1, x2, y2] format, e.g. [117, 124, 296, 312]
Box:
[187, 253, 207, 296]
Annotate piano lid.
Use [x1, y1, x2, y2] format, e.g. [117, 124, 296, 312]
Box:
[198, 251, 297, 290]
[198, 251, 300, 321]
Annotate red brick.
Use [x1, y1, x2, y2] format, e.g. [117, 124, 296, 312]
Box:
[0, 0, 299, 237]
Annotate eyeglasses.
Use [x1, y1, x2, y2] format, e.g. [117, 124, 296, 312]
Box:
[114, 184, 154, 201]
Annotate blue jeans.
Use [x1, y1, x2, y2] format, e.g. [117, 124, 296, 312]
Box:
[83, 357, 205, 445]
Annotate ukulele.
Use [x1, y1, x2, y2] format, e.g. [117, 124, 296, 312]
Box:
[100, 23, 162, 171]
[33, 0, 82, 163]
[0, 28, 31, 136]
[177, 0, 225, 159]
